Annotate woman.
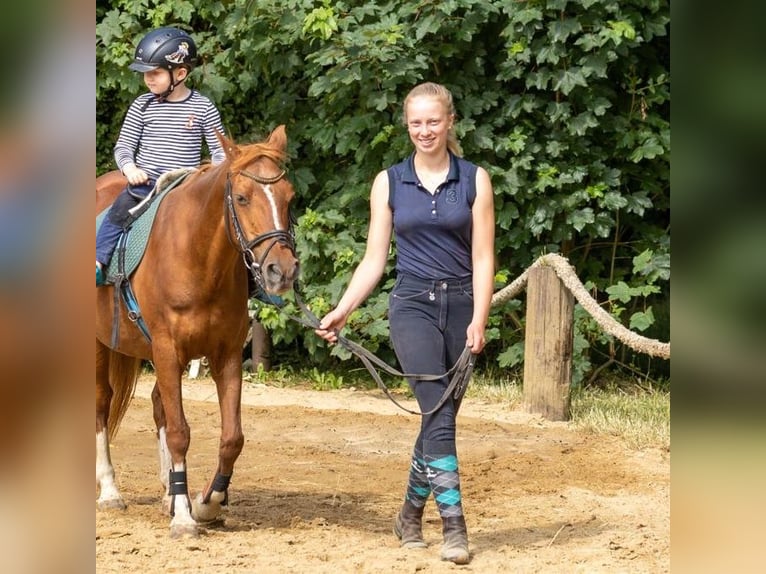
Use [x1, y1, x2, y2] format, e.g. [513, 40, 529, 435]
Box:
[315, 82, 495, 564]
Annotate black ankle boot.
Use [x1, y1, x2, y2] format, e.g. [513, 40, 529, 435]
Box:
[393, 500, 427, 548]
[441, 515, 469, 564]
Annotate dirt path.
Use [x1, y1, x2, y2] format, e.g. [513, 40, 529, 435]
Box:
[96, 377, 669, 573]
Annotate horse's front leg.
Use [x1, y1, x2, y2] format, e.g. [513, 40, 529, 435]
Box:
[192, 355, 244, 523]
[154, 348, 198, 538]
[150, 382, 173, 497]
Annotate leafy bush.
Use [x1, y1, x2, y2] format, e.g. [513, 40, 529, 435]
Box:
[97, 0, 670, 383]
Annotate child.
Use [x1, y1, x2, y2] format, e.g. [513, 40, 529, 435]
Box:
[96, 27, 226, 285]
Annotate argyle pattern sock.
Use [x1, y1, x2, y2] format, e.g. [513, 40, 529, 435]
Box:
[424, 439, 463, 518]
[404, 444, 430, 508]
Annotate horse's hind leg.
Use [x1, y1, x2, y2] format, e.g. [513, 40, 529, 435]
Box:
[192, 355, 245, 523]
[95, 339, 125, 510]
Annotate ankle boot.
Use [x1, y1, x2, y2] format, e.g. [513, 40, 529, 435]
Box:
[393, 500, 427, 549]
[441, 515, 469, 564]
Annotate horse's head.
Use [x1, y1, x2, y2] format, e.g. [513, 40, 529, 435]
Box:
[218, 125, 299, 294]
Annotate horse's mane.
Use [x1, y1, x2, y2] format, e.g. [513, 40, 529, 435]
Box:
[231, 141, 287, 173]
[195, 138, 287, 178]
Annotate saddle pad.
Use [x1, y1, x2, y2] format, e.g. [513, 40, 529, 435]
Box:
[96, 169, 194, 282]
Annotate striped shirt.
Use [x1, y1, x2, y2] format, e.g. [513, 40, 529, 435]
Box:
[113, 90, 226, 180]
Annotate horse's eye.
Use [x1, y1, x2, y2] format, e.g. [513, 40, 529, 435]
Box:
[235, 195, 249, 206]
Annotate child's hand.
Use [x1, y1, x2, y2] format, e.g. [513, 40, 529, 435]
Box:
[123, 164, 149, 185]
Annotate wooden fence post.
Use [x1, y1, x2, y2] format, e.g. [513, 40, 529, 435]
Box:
[522, 265, 574, 421]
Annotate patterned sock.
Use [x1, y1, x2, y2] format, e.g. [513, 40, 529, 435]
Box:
[404, 443, 431, 508]
[424, 440, 463, 518]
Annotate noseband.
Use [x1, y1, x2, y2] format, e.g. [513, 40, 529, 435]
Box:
[224, 168, 295, 283]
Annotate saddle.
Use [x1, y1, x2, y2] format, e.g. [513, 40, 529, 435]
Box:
[95, 168, 195, 283]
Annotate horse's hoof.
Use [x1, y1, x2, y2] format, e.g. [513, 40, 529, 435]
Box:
[191, 491, 225, 523]
[97, 497, 126, 511]
[169, 523, 199, 539]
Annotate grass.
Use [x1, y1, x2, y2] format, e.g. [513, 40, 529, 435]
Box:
[467, 370, 669, 451]
[429, 371, 667, 451]
[570, 381, 670, 451]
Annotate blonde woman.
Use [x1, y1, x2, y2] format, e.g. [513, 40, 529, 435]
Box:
[316, 82, 495, 564]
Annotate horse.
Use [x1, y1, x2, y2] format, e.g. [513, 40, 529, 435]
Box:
[95, 125, 299, 538]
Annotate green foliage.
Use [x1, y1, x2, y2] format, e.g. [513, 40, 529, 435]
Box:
[309, 367, 344, 391]
[97, 0, 670, 384]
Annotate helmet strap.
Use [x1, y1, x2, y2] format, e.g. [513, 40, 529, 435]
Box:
[158, 68, 189, 102]
[155, 69, 177, 102]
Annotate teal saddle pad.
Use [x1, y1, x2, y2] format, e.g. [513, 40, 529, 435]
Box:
[96, 170, 193, 283]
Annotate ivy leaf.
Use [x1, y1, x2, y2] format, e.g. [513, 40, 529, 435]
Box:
[498, 342, 525, 368]
[513, 7, 543, 26]
[600, 191, 628, 210]
[568, 208, 594, 232]
[553, 67, 587, 95]
[606, 281, 640, 304]
[629, 308, 655, 332]
[549, 19, 582, 44]
[579, 52, 609, 79]
[568, 111, 598, 136]
[591, 97, 612, 116]
[630, 137, 665, 162]
[537, 44, 563, 65]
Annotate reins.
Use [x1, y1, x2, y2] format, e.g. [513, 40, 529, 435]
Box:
[286, 287, 476, 416]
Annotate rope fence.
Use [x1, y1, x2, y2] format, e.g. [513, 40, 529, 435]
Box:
[491, 253, 670, 360]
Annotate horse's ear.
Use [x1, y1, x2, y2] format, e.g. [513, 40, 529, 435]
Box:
[267, 125, 287, 152]
[216, 130, 240, 160]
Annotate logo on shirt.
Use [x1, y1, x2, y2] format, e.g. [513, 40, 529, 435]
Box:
[446, 185, 458, 204]
[185, 114, 196, 129]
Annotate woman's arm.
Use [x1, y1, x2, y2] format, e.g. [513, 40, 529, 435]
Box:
[316, 170, 393, 341]
[467, 166, 495, 353]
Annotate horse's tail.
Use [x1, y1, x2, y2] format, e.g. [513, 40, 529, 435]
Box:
[107, 350, 142, 441]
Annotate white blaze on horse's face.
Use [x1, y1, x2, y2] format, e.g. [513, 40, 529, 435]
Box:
[261, 184, 284, 231]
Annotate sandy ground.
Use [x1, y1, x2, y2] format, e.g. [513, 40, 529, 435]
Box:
[96, 376, 669, 573]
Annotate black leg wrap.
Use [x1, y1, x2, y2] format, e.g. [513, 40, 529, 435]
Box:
[211, 472, 231, 492]
[203, 472, 232, 505]
[168, 470, 189, 518]
[169, 470, 188, 495]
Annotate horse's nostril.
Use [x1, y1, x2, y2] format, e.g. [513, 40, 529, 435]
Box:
[265, 258, 299, 286]
[265, 263, 283, 280]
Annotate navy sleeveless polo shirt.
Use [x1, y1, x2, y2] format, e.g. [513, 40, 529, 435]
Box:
[387, 153, 477, 280]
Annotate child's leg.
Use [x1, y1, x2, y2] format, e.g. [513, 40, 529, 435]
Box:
[95, 183, 152, 268]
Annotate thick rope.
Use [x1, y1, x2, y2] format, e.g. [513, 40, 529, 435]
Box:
[491, 253, 670, 360]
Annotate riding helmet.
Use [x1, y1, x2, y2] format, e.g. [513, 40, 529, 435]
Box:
[129, 27, 198, 73]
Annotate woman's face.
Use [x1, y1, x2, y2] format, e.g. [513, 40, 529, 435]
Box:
[405, 95, 453, 156]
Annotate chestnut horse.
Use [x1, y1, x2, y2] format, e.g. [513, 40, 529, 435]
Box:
[96, 125, 299, 537]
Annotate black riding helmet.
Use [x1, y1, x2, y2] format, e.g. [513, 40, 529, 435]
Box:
[129, 27, 198, 73]
[129, 27, 198, 106]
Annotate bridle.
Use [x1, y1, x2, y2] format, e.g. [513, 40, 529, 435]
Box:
[223, 167, 296, 283]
